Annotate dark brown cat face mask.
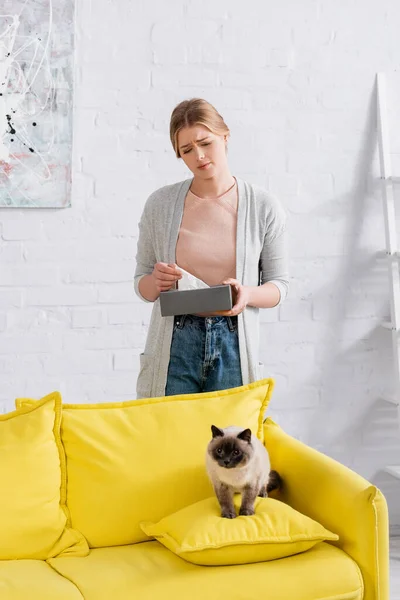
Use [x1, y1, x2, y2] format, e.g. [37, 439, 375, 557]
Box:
[208, 425, 253, 469]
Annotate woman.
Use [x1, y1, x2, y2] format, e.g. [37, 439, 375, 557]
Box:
[134, 98, 289, 398]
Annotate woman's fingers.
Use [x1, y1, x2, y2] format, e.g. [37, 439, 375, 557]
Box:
[156, 272, 181, 281]
[167, 263, 182, 276]
[152, 262, 182, 293]
[154, 262, 182, 281]
[157, 262, 182, 276]
[222, 278, 238, 287]
[222, 278, 240, 305]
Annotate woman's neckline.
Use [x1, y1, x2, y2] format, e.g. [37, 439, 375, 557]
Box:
[188, 176, 237, 200]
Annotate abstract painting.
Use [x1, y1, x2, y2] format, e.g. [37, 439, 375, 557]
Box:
[0, 0, 74, 208]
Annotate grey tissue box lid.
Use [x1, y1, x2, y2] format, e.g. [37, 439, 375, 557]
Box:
[159, 285, 232, 317]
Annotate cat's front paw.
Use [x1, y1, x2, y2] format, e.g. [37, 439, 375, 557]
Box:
[239, 506, 255, 516]
[221, 509, 236, 519]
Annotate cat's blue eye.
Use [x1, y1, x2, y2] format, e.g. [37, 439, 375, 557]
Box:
[233, 450, 240, 456]
[217, 448, 223, 454]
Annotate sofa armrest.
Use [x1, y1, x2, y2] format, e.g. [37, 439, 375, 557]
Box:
[263, 417, 389, 600]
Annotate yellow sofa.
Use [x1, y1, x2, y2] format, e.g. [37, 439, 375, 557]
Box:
[1, 380, 389, 600]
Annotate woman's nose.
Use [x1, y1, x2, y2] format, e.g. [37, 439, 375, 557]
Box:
[195, 147, 205, 160]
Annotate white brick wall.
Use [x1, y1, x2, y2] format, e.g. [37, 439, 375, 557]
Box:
[1, 0, 400, 529]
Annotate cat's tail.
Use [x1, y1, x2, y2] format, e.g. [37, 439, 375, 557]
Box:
[266, 469, 283, 493]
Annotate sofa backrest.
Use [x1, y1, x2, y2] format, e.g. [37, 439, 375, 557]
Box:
[22, 379, 273, 548]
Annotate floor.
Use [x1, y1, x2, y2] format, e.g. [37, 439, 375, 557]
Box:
[391, 537, 400, 598]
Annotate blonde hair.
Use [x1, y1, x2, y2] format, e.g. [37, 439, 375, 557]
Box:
[170, 98, 230, 158]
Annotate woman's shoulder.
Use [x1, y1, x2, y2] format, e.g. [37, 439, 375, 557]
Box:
[242, 179, 286, 219]
[143, 178, 190, 213]
[149, 178, 188, 199]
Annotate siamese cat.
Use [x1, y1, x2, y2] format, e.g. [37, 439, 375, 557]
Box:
[206, 425, 282, 519]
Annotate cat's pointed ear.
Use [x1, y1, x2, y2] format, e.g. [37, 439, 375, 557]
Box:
[211, 425, 224, 438]
[237, 428, 252, 443]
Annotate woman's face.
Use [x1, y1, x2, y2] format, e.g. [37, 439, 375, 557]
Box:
[177, 125, 228, 177]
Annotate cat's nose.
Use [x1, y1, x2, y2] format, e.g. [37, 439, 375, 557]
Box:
[224, 459, 230, 466]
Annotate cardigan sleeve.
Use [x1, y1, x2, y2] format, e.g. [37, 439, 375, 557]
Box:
[134, 208, 157, 303]
[259, 198, 289, 305]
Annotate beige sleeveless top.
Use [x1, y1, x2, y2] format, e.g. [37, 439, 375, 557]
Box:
[175, 179, 238, 287]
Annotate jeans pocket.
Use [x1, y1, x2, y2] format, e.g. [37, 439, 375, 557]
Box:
[136, 353, 154, 398]
[227, 316, 238, 332]
[173, 315, 188, 332]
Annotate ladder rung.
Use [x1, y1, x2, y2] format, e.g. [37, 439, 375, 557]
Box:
[381, 395, 400, 406]
[376, 250, 400, 259]
[382, 176, 400, 183]
[385, 465, 400, 480]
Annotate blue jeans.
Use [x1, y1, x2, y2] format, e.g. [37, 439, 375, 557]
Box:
[165, 314, 243, 396]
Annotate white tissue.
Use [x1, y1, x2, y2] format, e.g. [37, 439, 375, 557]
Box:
[176, 267, 210, 291]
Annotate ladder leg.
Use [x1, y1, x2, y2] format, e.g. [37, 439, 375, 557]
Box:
[377, 73, 400, 477]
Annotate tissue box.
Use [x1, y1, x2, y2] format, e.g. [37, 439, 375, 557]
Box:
[159, 285, 233, 317]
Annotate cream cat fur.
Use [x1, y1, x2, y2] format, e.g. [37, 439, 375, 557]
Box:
[206, 425, 281, 519]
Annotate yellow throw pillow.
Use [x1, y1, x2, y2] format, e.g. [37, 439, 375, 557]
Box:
[0, 392, 89, 560]
[140, 495, 339, 566]
[17, 379, 274, 548]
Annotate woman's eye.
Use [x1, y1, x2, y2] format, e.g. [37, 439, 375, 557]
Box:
[183, 142, 211, 154]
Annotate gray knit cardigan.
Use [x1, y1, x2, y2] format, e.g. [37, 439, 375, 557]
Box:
[134, 176, 289, 398]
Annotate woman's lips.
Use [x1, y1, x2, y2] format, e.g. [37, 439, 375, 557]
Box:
[198, 163, 211, 170]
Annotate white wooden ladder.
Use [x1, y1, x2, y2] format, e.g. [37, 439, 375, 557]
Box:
[377, 72, 400, 481]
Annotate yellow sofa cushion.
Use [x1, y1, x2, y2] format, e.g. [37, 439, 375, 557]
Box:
[0, 559, 83, 600]
[140, 495, 339, 566]
[0, 392, 89, 560]
[47, 541, 364, 600]
[17, 379, 273, 548]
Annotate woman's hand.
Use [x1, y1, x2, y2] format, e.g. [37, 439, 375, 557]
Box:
[214, 278, 250, 317]
[152, 262, 182, 293]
